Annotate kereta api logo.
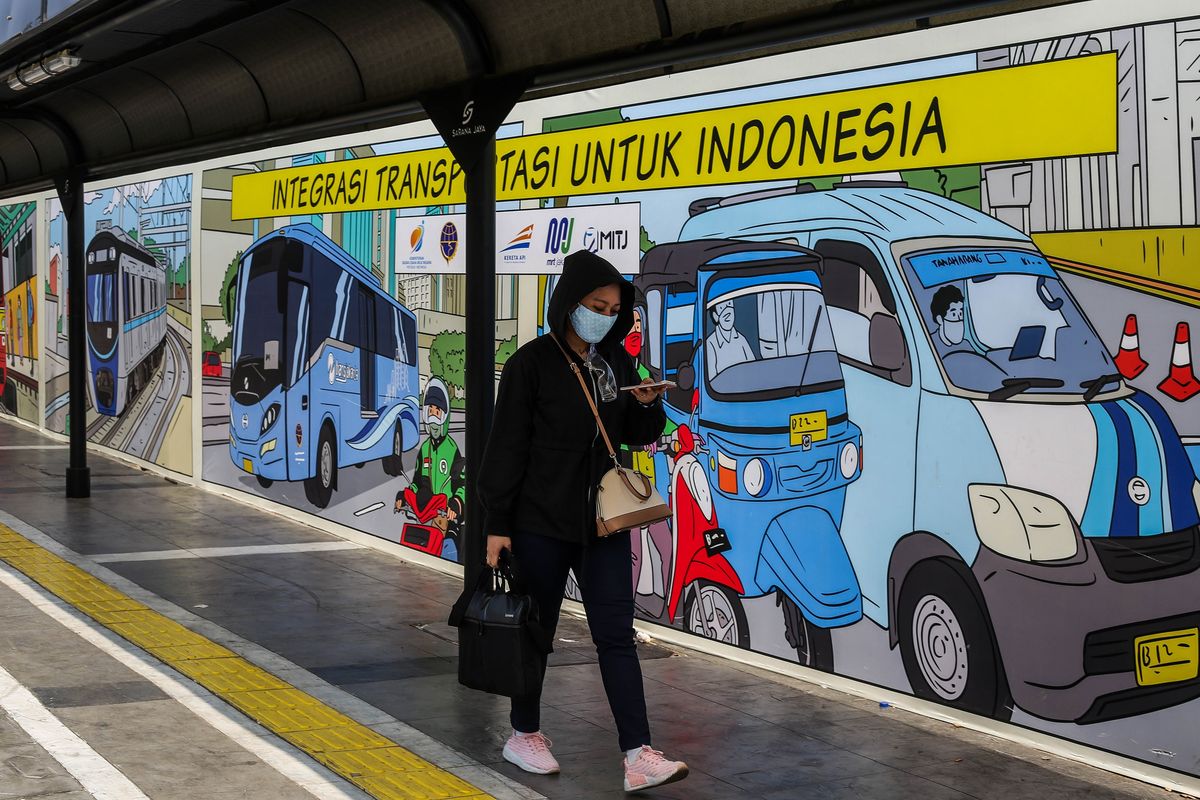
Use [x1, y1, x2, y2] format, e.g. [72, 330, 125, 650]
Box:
[440, 222, 459, 264]
[502, 224, 534, 252]
[409, 223, 424, 253]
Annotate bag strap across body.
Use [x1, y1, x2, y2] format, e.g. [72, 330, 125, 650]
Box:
[550, 333, 653, 502]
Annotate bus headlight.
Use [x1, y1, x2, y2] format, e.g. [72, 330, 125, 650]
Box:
[743, 457, 771, 497]
[967, 484, 1078, 562]
[260, 403, 281, 435]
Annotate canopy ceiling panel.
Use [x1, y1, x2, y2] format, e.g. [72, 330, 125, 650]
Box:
[0, 0, 1069, 194]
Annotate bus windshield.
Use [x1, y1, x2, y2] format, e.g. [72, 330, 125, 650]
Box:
[232, 241, 288, 405]
[900, 247, 1117, 398]
[86, 265, 117, 356]
[703, 279, 843, 401]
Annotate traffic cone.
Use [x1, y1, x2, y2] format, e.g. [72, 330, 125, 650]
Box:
[1113, 314, 1147, 380]
[1157, 322, 1200, 402]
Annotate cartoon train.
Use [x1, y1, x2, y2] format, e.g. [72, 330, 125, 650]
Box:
[85, 226, 168, 417]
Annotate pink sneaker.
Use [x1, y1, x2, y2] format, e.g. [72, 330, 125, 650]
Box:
[623, 745, 688, 792]
[503, 730, 560, 775]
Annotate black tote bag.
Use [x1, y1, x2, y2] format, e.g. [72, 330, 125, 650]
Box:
[447, 556, 552, 699]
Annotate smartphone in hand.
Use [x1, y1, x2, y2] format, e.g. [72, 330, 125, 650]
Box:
[619, 380, 677, 392]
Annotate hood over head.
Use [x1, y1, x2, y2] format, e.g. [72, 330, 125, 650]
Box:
[548, 250, 635, 349]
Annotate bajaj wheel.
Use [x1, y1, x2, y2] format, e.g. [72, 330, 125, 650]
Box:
[684, 580, 750, 648]
[304, 426, 336, 509]
[898, 559, 1012, 720]
[777, 592, 835, 671]
[382, 423, 404, 477]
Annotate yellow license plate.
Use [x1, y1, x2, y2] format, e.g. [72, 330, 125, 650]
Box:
[790, 411, 828, 447]
[242, 458, 254, 474]
[1134, 628, 1198, 686]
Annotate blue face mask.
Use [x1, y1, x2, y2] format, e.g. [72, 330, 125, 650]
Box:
[570, 304, 618, 344]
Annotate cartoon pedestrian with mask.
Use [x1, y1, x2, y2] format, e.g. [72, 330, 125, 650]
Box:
[394, 377, 466, 539]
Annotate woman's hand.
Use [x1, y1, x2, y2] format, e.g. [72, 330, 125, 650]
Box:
[486, 535, 512, 568]
[630, 377, 667, 405]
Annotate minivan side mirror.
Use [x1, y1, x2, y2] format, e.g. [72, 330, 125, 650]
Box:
[676, 362, 696, 392]
[868, 313, 905, 372]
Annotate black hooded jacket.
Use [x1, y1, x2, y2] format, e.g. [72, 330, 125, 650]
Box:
[477, 250, 666, 545]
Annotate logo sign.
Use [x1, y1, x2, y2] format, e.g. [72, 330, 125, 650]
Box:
[241, 414, 248, 430]
[1128, 476, 1151, 506]
[410, 223, 424, 253]
[327, 352, 336, 385]
[419, 73, 530, 172]
[439, 221, 459, 264]
[295, 423, 303, 446]
[461, 100, 475, 125]
[396, 203, 640, 275]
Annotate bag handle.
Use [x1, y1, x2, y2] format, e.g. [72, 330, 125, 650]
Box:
[550, 334, 653, 502]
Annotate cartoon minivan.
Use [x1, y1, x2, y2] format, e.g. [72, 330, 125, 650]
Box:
[679, 182, 1200, 723]
[636, 239, 864, 670]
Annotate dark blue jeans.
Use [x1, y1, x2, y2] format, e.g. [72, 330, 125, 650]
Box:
[509, 529, 651, 751]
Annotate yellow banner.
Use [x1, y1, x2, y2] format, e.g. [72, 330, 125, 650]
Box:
[232, 54, 1115, 219]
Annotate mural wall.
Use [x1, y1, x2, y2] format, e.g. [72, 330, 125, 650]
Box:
[0, 0, 1196, 788]
[200, 135, 641, 563]
[44, 176, 194, 475]
[0, 201, 37, 424]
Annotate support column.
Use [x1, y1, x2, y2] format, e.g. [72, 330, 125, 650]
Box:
[57, 170, 91, 498]
[462, 137, 495, 587]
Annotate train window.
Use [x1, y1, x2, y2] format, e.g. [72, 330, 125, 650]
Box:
[124, 274, 131, 317]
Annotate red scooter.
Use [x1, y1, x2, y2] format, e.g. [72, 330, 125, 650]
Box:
[632, 423, 746, 645]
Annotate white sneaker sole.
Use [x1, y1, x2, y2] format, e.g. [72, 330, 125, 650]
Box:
[503, 743, 561, 775]
[624, 763, 689, 792]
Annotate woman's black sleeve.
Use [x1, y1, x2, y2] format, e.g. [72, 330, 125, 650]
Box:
[617, 352, 666, 447]
[477, 350, 535, 537]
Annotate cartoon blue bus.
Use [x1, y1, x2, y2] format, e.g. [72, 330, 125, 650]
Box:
[228, 223, 420, 508]
[681, 182, 1200, 724]
[636, 239, 864, 670]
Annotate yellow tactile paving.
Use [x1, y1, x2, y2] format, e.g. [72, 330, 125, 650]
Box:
[0, 523, 491, 800]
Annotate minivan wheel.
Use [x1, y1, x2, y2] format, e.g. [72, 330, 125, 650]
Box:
[684, 580, 750, 648]
[304, 426, 336, 509]
[898, 559, 1012, 720]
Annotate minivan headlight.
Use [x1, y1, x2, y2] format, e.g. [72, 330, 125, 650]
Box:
[967, 484, 1078, 562]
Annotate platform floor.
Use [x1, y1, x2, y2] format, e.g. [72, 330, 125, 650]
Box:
[0, 419, 1184, 800]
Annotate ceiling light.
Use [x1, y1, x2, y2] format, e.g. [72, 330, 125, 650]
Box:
[5, 49, 81, 91]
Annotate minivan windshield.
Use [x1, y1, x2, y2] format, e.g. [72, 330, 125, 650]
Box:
[231, 240, 288, 406]
[703, 276, 843, 401]
[900, 246, 1118, 398]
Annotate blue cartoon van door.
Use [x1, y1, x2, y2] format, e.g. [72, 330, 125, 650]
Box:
[638, 239, 864, 670]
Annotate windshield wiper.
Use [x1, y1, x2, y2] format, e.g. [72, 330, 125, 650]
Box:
[1080, 373, 1121, 402]
[987, 377, 1064, 401]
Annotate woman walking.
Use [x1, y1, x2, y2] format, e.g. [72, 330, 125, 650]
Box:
[477, 250, 689, 793]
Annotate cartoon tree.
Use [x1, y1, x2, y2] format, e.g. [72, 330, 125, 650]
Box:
[220, 251, 243, 326]
[429, 330, 466, 407]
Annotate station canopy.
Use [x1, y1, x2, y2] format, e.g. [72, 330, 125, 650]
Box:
[0, 0, 1037, 195]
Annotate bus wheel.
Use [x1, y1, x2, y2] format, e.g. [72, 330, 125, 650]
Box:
[382, 423, 404, 477]
[256, 475, 273, 489]
[778, 592, 834, 671]
[684, 580, 750, 649]
[304, 426, 336, 509]
[898, 559, 1012, 720]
